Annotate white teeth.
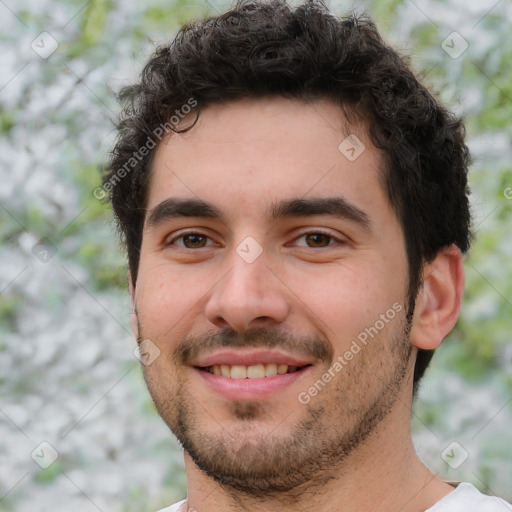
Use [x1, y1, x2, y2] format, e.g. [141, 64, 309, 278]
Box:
[230, 365, 247, 379]
[265, 363, 278, 377]
[247, 364, 265, 378]
[205, 363, 299, 378]
[277, 364, 288, 375]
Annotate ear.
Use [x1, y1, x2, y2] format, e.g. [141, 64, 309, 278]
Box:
[410, 244, 465, 350]
[128, 271, 139, 341]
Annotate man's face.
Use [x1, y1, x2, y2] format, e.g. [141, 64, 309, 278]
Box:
[132, 97, 414, 495]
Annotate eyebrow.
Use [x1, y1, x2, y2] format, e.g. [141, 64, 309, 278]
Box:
[146, 196, 371, 231]
[147, 198, 224, 227]
[268, 197, 371, 229]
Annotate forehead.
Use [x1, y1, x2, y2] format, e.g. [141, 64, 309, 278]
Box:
[147, 97, 391, 224]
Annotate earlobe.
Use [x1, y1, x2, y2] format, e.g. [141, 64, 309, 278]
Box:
[410, 244, 465, 351]
[128, 271, 139, 341]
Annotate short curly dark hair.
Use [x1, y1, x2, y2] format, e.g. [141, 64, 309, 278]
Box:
[104, 0, 472, 395]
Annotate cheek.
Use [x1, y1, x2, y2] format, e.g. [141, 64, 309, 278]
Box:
[135, 266, 203, 340]
[291, 263, 399, 343]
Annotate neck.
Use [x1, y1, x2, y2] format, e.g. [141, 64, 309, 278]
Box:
[182, 387, 454, 512]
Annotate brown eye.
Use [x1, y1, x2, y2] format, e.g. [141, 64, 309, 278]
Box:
[304, 233, 333, 248]
[182, 234, 208, 248]
[167, 232, 213, 249]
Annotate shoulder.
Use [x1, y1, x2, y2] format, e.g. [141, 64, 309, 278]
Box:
[155, 498, 187, 512]
[428, 483, 512, 512]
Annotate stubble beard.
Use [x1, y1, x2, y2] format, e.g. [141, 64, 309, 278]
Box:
[140, 318, 413, 500]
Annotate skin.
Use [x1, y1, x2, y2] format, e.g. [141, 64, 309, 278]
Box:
[129, 97, 465, 512]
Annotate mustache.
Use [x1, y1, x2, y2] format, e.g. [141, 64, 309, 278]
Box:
[174, 327, 334, 366]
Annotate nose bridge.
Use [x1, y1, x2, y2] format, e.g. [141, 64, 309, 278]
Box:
[205, 239, 289, 331]
[226, 253, 266, 301]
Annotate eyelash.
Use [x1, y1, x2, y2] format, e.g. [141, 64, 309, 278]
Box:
[165, 230, 344, 249]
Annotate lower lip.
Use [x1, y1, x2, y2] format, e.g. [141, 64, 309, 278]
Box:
[194, 366, 312, 400]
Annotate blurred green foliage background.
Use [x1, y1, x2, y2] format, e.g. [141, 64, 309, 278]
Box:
[0, 0, 511, 510]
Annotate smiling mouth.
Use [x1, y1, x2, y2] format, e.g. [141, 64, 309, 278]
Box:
[197, 363, 312, 378]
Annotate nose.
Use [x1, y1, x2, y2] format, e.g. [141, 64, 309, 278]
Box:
[204, 245, 290, 332]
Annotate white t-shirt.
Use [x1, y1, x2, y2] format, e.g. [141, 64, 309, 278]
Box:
[157, 482, 512, 512]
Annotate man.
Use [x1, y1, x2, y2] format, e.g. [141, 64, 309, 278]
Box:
[104, 1, 511, 510]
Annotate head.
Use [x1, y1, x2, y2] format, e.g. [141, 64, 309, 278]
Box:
[104, 0, 471, 495]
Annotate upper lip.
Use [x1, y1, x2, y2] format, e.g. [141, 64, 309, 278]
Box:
[191, 349, 315, 368]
